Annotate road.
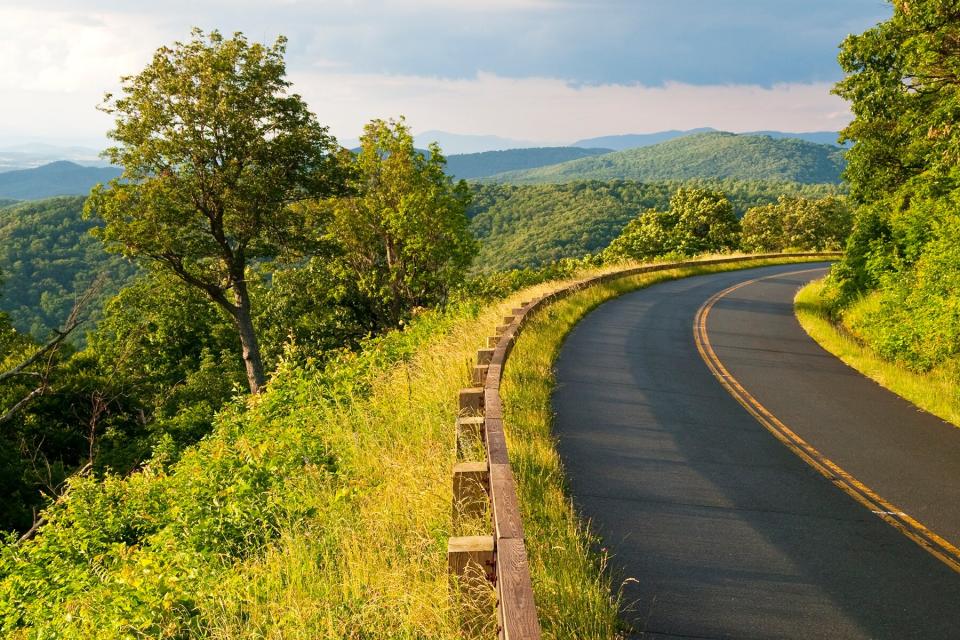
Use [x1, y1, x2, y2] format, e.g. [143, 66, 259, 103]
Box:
[552, 262, 960, 639]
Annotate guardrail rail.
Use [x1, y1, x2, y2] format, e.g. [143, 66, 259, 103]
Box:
[447, 252, 840, 638]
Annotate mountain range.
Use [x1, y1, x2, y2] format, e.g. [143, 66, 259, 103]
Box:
[482, 132, 846, 185]
[0, 161, 121, 200]
[0, 131, 846, 201]
[571, 128, 844, 151]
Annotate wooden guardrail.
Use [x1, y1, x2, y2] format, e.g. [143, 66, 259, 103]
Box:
[447, 252, 841, 638]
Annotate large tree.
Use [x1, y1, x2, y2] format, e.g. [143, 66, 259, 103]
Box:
[325, 118, 476, 328]
[86, 29, 348, 394]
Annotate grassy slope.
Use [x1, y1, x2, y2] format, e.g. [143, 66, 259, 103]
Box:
[482, 132, 845, 185]
[0, 255, 833, 639]
[0, 281, 569, 639]
[795, 280, 960, 428]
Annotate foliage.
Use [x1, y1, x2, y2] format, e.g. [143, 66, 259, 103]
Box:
[86, 28, 348, 393]
[483, 132, 846, 185]
[0, 162, 121, 201]
[469, 179, 843, 271]
[0, 196, 137, 340]
[826, 1, 960, 376]
[740, 195, 852, 252]
[0, 255, 823, 638]
[445, 147, 611, 180]
[796, 279, 960, 430]
[603, 187, 740, 261]
[324, 117, 476, 328]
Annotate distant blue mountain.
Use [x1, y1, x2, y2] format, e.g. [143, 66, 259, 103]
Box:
[0, 161, 121, 200]
[444, 147, 612, 179]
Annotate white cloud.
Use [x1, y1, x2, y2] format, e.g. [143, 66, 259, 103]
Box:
[0, 5, 852, 148]
[292, 71, 851, 144]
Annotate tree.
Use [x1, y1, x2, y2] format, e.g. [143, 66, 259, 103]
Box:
[603, 210, 677, 262]
[670, 187, 740, 255]
[740, 202, 785, 252]
[602, 186, 739, 262]
[834, 0, 960, 205]
[741, 196, 852, 253]
[324, 118, 476, 328]
[86, 29, 349, 394]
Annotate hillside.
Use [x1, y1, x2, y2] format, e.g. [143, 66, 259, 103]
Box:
[572, 129, 842, 150]
[0, 161, 121, 200]
[0, 196, 138, 338]
[468, 179, 843, 271]
[485, 132, 846, 185]
[445, 146, 611, 179]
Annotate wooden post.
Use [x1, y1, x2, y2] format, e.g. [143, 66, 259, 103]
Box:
[473, 364, 490, 386]
[448, 535, 495, 581]
[477, 348, 495, 365]
[452, 461, 490, 520]
[488, 336, 500, 348]
[459, 387, 484, 414]
[456, 416, 485, 457]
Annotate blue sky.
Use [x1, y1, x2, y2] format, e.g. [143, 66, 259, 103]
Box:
[0, 0, 891, 149]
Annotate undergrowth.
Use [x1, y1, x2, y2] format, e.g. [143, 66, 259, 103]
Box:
[0, 253, 830, 638]
[795, 280, 960, 429]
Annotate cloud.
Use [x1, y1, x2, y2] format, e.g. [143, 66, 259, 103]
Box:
[0, 2, 865, 147]
[292, 71, 851, 144]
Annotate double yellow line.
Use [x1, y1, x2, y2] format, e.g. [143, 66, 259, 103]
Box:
[694, 268, 960, 574]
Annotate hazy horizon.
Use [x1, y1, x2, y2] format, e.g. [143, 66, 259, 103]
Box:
[1, 1, 891, 149]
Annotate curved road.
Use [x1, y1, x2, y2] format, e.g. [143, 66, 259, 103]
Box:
[552, 262, 960, 639]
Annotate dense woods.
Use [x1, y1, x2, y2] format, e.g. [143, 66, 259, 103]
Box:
[825, 1, 960, 380]
[0, 197, 137, 338]
[469, 179, 844, 271]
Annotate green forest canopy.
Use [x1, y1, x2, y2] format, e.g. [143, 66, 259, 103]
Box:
[0, 196, 138, 339]
[482, 132, 846, 185]
[468, 179, 844, 272]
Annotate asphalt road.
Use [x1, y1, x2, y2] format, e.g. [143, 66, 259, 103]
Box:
[552, 262, 960, 639]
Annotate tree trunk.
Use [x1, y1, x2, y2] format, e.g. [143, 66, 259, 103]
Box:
[232, 279, 266, 394]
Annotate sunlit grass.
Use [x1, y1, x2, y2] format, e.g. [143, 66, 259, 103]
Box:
[0, 254, 834, 639]
[795, 279, 960, 429]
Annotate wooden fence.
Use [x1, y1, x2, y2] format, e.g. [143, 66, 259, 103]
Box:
[447, 252, 840, 638]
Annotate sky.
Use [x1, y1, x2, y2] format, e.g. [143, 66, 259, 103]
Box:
[0, 0, 892, 150]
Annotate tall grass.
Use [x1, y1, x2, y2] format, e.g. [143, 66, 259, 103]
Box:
[795, 280, 960, 429]
[1, 254, 830, 639]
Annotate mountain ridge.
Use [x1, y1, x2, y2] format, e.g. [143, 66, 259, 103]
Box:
[481, 132, 846, 185]
[0, 161, 121, 200]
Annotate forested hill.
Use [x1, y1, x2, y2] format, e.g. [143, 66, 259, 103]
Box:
[444, 147, 611, 179]
[468, 179, 844, 271]
[0, 161, 121, 200]
[0, 197, 137, 338]
[483, 132, 846, 185]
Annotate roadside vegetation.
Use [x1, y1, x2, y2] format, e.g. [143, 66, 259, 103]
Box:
[796, 279, 960, 430]
[817, 2, 960, 398]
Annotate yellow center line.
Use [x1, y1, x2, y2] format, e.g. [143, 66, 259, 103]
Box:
[694, 268, 960, 575]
